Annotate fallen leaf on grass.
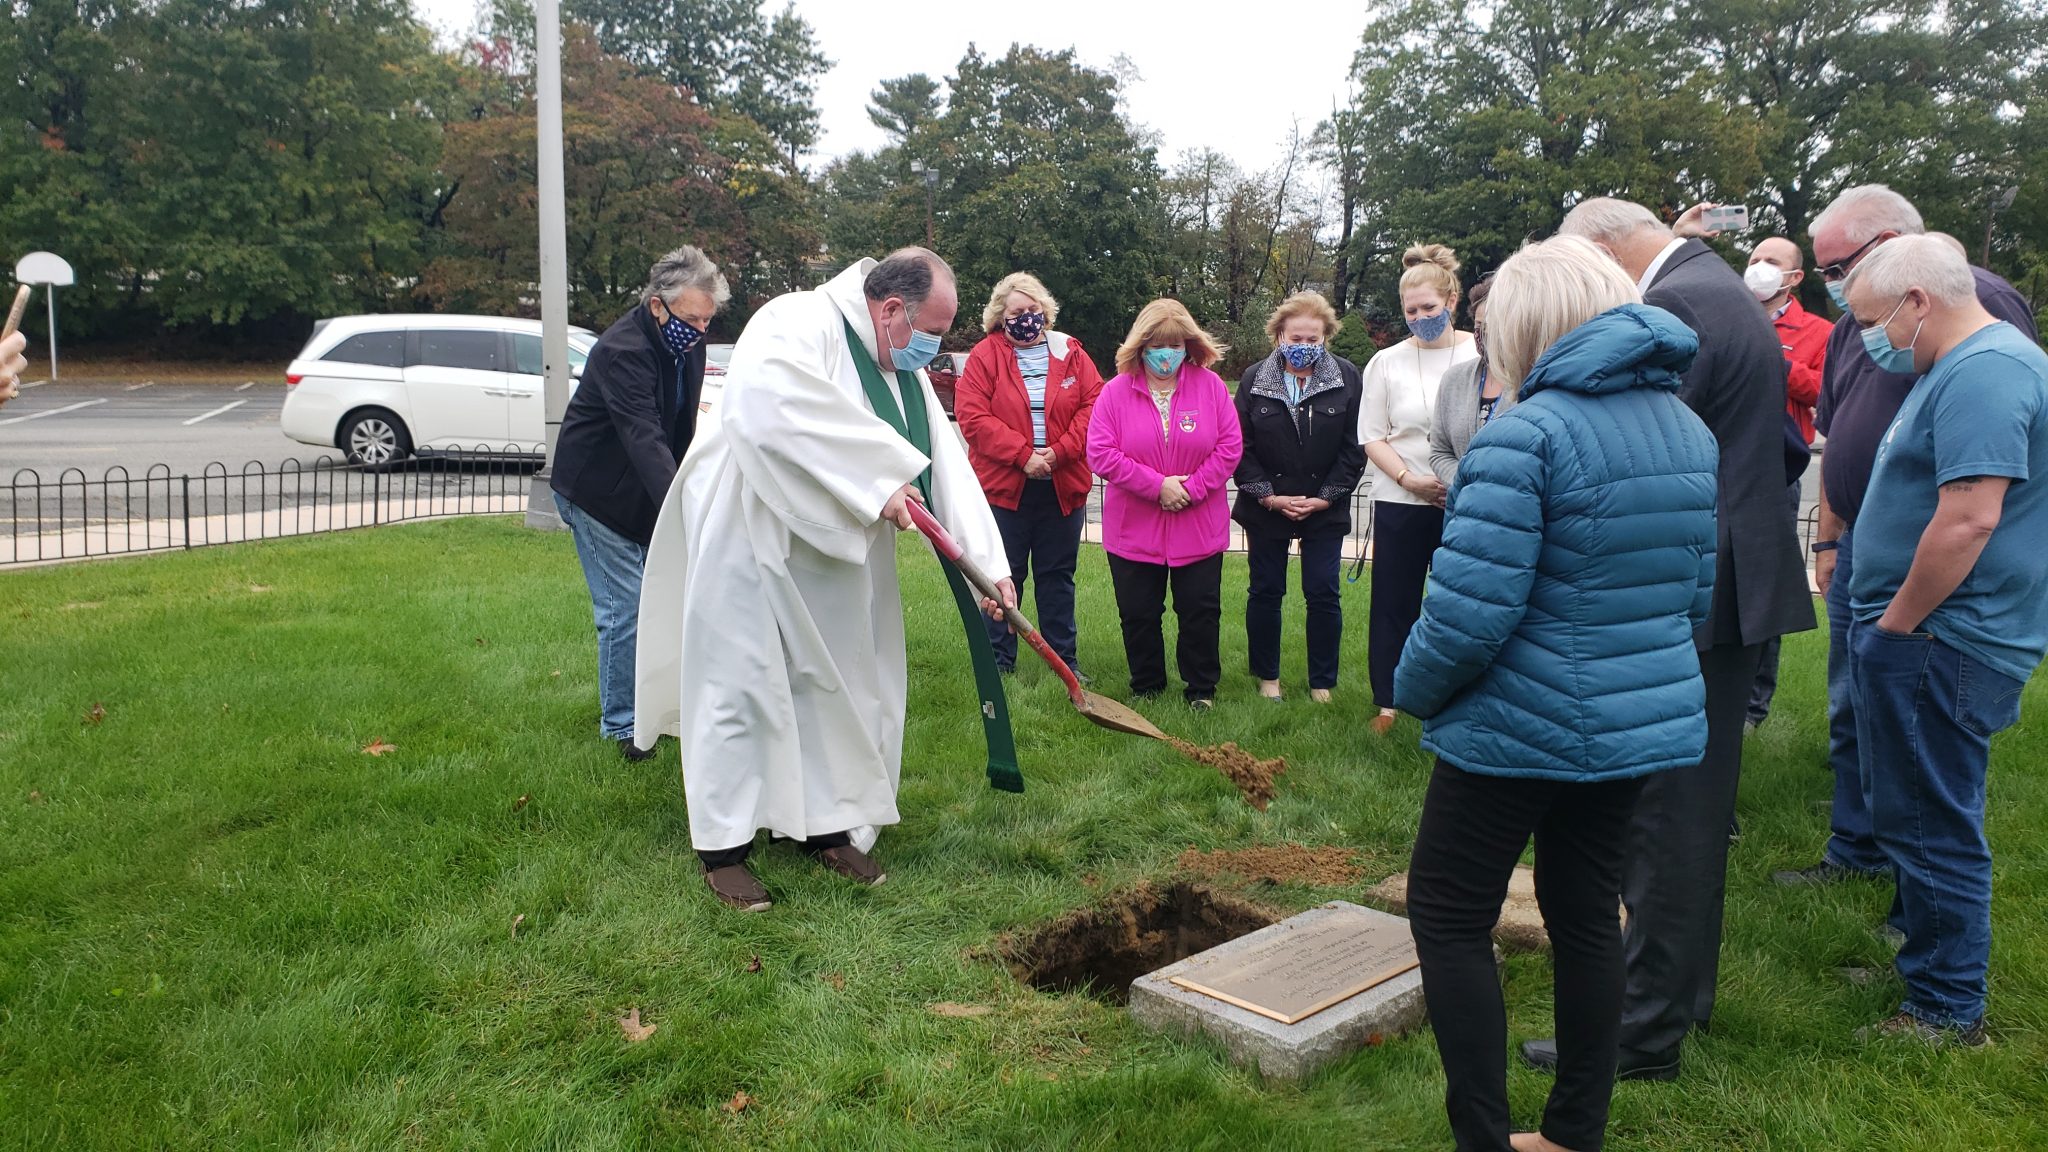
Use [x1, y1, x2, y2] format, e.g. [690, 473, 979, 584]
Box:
[927, 1002, 992, 1018]
[247, 585, 272, 593]
[59, 601, 104, 611]
[83, 703, 106, 726]
[513, 793, 530, 812]
[820, 972, 845, 991]
[550, 670, 562, 678]
[27, 790, 44, 804]
[618, 1007, 657, 1043]
[510, 913, 526, 940]
[745, 955, 762, 973]
[361, 739, 396, 757]
[474, 636, 488, 648]
[723, 1090, 753, 1115]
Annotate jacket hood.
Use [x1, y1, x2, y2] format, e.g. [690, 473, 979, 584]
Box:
[1518, 304, 1697, 400]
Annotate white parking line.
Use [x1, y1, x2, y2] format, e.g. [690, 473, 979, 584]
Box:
[125, 381, 155, 391]
[0, 398, 109, 426]
[182, 400, 249, 426]
[20, 379, 47, 389]
[235, 381, 255, 392]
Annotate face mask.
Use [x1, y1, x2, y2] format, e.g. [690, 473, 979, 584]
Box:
[1003, 311, 1046, 344]
[1407, 310, 1451, 342]
[1144, 347, 1185, 377]
[1860, 295, 1923, 374]
[1745, 263, 1787, 302]
[655, 303, 703, 359]
[1280, 342, 1322, 372]
[1826, 279, 1849, 312]
[887, 306, 943, 372]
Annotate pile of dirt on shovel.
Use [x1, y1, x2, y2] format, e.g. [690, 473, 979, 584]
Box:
[1165, 738, 1287, 810]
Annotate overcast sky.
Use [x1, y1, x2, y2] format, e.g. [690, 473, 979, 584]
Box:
[413, 0, 1373, 173]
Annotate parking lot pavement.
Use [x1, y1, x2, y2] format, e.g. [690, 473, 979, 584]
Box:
[1, 378, 324, 478]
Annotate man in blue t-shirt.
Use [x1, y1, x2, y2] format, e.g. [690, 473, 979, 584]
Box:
[1842, 235, 2048, 1047]
[1778, 186, 2038, 893]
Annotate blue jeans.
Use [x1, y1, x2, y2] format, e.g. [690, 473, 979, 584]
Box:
[1851, 619, 2025, 1029]
[555, 492, 646, 740]
[1823, 531, 1891, 874]
[986, 479, 1084, 671]
[1245, 532, 1344, 690]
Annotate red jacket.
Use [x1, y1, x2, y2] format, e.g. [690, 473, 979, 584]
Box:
[955, 330, 1104, 515]
[1775, 296, 1831, 444]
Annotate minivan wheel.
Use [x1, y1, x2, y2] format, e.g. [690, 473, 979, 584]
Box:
[339, 409, 413, 469]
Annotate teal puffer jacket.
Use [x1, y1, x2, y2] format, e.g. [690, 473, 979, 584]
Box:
[1394, 304, 1720, 782]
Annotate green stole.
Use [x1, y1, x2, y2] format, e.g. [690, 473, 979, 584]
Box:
[842, 321, 1023, 793]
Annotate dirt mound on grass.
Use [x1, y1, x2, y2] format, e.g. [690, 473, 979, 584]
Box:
[1165, 738, 1287, 810]
[1175, 845, 1367, 887]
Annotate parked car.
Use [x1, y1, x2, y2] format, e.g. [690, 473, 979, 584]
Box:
[925, 350, 967, 418]
[282, 315, 596, 466]
[704, 342, 735, 378]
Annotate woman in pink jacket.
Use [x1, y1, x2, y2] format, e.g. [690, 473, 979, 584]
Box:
[1087, 299, 1244, 708]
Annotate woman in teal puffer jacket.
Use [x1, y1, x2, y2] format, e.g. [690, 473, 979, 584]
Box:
[1393, 236, 1718, 1152]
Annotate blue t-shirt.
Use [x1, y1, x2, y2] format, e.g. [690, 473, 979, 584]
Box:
[1016, 342, 1051, 448]
[1850, 322, 2048, 682]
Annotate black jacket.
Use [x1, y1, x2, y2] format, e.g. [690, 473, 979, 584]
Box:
[1230, 352, 1367, 539]
[1645, 240, 1815, 647]
[549, 305, 704, 545]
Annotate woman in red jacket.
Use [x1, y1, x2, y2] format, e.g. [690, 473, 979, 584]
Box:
[955, 273, 1105, 675]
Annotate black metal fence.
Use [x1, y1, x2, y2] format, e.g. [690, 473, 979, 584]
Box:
[4, 450, 536, 565]
[3, 450, 1823, 570]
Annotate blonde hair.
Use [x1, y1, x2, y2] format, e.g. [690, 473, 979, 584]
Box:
[980, 272, 1061, 334]
[1265, 291, 1340, 343]
[1486, 235, 1642, 397]
[1115, 299, 1228, 377]
[1398, 243, 1461, 306]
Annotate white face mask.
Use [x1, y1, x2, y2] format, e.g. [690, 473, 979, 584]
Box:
[1745, 262, 1788, 301]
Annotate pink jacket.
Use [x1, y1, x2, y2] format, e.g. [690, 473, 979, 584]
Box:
[1087, 363, 1244, 566]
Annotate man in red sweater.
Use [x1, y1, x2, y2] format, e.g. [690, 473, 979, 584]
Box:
[1743, 236, 1832, 730]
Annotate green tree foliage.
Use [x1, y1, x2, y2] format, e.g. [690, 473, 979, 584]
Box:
[822, 46, 1167, 361]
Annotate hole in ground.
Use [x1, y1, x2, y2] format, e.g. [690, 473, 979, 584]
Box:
[999, 882, 1279, 1004]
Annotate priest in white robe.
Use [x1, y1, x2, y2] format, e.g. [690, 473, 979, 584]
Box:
[634, 248, 1019, 912]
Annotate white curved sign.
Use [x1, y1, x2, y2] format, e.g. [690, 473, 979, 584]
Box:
[14, 252, 75, 286]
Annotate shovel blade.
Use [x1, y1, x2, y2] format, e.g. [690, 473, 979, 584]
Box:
[1078, 691, 1170, 740]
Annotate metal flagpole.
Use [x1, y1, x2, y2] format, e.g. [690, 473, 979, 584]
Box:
[525, 0, 572, 531]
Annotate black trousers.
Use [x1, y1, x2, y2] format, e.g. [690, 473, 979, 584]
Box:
[1409, 759, 1645, 1152]
[1106, 551, 1223, 701]
[1369, 500, 1444, 708]
[698, 830, 847, 870]
[1618, 642, 1765, 1055]
[986, 479, 1085, 670]
[1746, 481, 1805, 724]
[1245, 532, 1345, 689]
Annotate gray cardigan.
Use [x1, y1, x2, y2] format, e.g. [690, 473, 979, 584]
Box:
[1429, 359, 1514, 488]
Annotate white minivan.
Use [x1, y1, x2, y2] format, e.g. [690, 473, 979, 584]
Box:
[281, 315, 597, 466]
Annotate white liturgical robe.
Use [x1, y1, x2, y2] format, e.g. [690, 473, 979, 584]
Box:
[633, 260, 1008, 852]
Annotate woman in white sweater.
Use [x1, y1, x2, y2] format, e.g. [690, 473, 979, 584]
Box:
[1357, 244, 1479, 734]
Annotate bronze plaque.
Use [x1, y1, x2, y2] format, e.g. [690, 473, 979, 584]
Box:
[1168, 908, 1418, 1024]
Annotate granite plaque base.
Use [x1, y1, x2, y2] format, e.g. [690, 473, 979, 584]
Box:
[1129, 901, 1429, 1081]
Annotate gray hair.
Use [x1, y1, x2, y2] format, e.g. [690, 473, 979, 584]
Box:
[863, 247, 955, 313]
[1486, 235, 1644, 398]
[1811, 184, 1924, 248]
[1928, 231, 1969, 259]
[1557, 197, 1670, 246]
[1844, 234, 1976, 308]
[643, 245, 731, 309]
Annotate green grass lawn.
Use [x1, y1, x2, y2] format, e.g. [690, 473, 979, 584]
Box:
[3, 517, 2044, 1150]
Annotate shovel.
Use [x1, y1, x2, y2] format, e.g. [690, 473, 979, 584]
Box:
[906, 499, 1167, 742]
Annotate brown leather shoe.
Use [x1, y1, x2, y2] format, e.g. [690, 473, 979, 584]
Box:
[812, 845, 887, 886]
[703, 864, 772, 912]
[1369, 710, 1398, 735]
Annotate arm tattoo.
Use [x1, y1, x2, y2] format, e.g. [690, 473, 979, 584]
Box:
[1942, 477, 1984, 493]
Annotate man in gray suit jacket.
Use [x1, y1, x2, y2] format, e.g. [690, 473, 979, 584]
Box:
[1517, 199, 1816, 1081]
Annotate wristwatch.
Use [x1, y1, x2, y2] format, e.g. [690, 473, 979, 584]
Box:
[1811, 540, 1839, 554]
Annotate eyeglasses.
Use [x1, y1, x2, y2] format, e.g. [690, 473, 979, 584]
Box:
[1816, 234, 1884, 282]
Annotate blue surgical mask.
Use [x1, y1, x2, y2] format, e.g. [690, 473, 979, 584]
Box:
[1407, 310, 1452, 342]
[1860, 295, 1923, 374]
[1280, 343, 1323, 372]
[1144, 347, 1185, 377]
[888, 309, 943, 372]
[1826, 280, 1849, 312]
[654, 304, 703, 359]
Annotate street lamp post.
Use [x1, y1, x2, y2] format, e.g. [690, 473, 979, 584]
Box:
[910, 160, 938, 248]
[525, 0, 572, 532]
[1983, 186, 2018, 268]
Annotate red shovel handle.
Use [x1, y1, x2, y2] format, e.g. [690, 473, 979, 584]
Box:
[905, 498, 1088, 708]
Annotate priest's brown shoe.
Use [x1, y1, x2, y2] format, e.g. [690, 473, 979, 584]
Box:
[704, 865, 772, 912]
[813, 845, 887, 886]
